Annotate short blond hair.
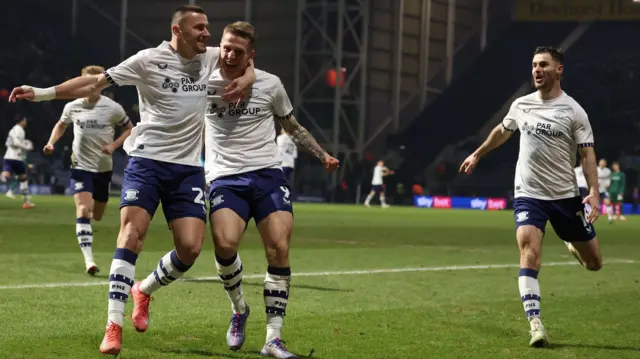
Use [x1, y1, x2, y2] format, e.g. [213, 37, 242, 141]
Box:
[81, 65, 105, 76]
[224, 21, 256, 48]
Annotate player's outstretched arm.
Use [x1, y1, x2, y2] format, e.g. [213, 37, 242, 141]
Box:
[9, 75, 111, 103]
[43, 121, 70, 155]
[279, 114, 339, 172]
[459, 123, 512, 174]
[579, 146, 600, 223]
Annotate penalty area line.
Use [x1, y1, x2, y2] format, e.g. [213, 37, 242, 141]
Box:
[0, 259, 635, 290]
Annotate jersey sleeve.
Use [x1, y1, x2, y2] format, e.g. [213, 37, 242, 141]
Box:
[59, 103, 74, 124]
[104, 50, 148, 87]
[273, 80, 294, 119]
[502, 101, 519, 132]
[111, 103, 131, 127]
[572, 106, 594, 148]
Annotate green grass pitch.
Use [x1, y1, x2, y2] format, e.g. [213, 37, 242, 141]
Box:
[0, 196, 639, 358]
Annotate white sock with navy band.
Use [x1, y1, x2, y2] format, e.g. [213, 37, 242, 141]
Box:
[76, 217, 94, 266]
[264, 265, 291, 342]
[138, 249, 193, 295]
[518, 268, 541, 323]
[107, 248, 138, 327]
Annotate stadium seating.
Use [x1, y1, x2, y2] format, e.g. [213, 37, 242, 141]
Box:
[387, 22, 579, 190]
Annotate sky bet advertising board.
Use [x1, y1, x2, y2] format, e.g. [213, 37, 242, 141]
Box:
[413, 196, 508, 211]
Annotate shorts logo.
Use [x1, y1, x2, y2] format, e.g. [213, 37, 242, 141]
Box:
[74, 182, 84, 190]
[280, 186, 291, 205]
[211, 194, 224, 207]
[124, 189, 139, 201]
[516, 211, 529, 222]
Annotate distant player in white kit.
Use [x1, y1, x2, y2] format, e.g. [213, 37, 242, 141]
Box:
[9, 5, 256, 356]
[277, 128, 297, 186]
[574, 165, 589, 212]
[460, 46, 603, 348]
[204, 22, 339, 358]
[43, 65, 134, 276]
[574, 165, 588, 198]
[2, 116, 35, 208]
[364, 160, 393, 208]
[597, 159, 613, 220]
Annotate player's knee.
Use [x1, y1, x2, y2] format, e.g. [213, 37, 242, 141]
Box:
[585, 257, 603, 271]
[212, 228, 241, 256]
[117, 222, 145, 249]
[175, 240, 202, 264]
[517, 229, 542, 263]
[77, 204, 92, 219]
[264, 236, 290, 259]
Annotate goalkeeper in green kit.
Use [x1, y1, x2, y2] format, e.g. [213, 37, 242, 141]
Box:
[608, 162, 626, 222]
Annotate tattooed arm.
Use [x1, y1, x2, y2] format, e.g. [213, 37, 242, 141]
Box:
[278, 113, 339, 171]
[278, 114, 326, 160]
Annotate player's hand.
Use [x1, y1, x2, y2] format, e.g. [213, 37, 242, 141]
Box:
[8, 86, 35, 103]
[42, 143, 55, 155]
[322, 154, 340, 173]
[222, 78, 250, 104]
[583, 191, 600, 223]
[101, 144, 116, 155]
[459, 153, 480, 174]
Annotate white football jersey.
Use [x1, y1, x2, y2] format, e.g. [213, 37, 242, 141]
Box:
[574, 166, 587, 189]
[597, 166, 611, 193]
[105, 41, 220, 166]
[204, 69, 294, 182]
[372, 165, 384, 185]
[277, 133, 297, 169]
[502, 91, 594, 200]
[3, 125, 30, 161]
[60, 96, 130, 172]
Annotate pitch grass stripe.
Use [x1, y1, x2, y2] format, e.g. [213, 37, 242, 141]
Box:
[0, 259, 635, 290]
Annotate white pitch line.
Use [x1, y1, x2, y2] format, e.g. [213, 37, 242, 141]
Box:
[0, 259, 635, 290]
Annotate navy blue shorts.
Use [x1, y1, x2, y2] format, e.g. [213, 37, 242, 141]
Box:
[2, 159, 26, 176]
[120, 157, 206, 223]
[371, 185, 385, 194]
[514, 196, 596, 242]
[70, 169, 112, 202]
[281, 167, 294, 186]
[208, 168, 293, 225]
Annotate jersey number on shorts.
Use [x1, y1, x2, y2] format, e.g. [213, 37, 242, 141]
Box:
[576, 210, 592, 232]
[191, 187, 205, 205]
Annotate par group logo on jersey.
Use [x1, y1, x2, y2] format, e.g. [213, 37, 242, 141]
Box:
[162, 77, 207, 93]
[208, 100, 262, 118]
[162, 77, 180, 93]
[522, 121, 564, 138]
[76, 119, 109, 130]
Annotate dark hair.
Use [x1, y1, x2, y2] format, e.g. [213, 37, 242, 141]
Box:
[172, 5, 206, 25]
[534, 46, 564, 64]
